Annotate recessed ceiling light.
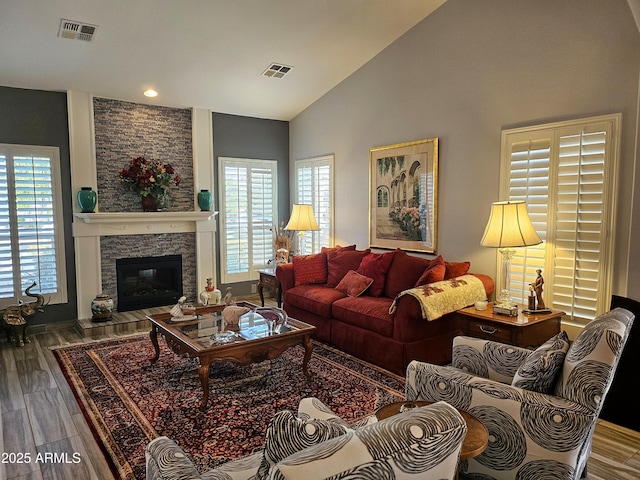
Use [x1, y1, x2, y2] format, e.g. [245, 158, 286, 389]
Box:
[143, 89, 158, 98]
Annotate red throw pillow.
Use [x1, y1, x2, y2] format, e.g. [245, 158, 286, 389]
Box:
[335, 270, 374, 297]
[444, 260, 471, 279]
[384, 249, 431, 298]
[292, 252, 328, 286]
[357, 251, 396, 297]
[415, 255, 446, 286]
[326, 248, 371, 287]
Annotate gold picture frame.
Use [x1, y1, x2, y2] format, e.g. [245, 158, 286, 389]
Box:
[369, 138, 438, 253]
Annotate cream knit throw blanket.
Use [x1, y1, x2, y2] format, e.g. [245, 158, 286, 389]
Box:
[389, 274, 487, 321]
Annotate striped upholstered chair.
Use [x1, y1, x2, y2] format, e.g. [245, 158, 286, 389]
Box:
[146, 397, 467, 480]
[405, 307, 634, 480]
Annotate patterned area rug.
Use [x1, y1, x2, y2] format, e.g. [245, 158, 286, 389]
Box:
[53, 335, 405, 480]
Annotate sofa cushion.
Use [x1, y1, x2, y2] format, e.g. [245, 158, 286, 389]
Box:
[285, 285, 347, 318]
[335, 270, 373, 297]
[356, 251, 396, 297]
[415, 255, 446, 286]
[444, 260, 470, 279]
[257, 410, 351, 480]
[332, 296, 395, 337]
[293, 252, 328, 286]
[384, 249, 431, 299]
[326, 248, 371, 287]
[512, 330, 570, 393]
[321, 244, 356, 253]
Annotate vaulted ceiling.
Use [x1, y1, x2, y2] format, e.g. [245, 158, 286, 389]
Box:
[0, 0, 446, 120]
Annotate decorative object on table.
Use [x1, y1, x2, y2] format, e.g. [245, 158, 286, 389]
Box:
[481, 200, 541, 312]
[91, 293, 114, 322]
[77, 186, 97, 213]
[276, 248, 289, 265]
[224, 287, 235, 306]
[2, 281, 48, 347]
[197, 189, 213, 211]
[118, 156, 181, 211]
[199, 278, 222, 305]
[170, 296, 196, 320]
[270, 221, 293, 260]
[528, 285, 536, 310]
[254, 306, 289, 334]
[284, 204, 320, 255]
[369, 137, 439, 253]
[532, 269, 545, 309]
[222, 305, 251, 326]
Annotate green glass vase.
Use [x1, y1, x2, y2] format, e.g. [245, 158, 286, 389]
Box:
[197, 189, 213, 211]
[77, 187, 97, 213]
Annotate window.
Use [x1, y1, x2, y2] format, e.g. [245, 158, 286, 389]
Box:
[219, 157, 277, 283]
[0, 144, 67, 307]
[500, 114, 620, 325]
[294, 155, 334, 255]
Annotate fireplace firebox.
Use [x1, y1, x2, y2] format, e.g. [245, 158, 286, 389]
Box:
[116, 255, 183, 311]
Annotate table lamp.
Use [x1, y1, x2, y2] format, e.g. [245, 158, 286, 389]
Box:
[284, 204, 320, 255]
[480, 201, 541, 309]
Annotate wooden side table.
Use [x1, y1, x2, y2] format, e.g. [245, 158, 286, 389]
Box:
[457, 302, 564, 348]
[257, 268, 281, 307]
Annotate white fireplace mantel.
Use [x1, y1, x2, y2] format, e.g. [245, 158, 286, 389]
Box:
[74, 211, 216, 224]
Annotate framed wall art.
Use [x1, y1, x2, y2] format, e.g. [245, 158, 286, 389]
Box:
[369, 137, 438, 253]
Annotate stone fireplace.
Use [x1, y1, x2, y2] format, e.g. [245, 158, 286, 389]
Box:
[69, 91, 217, 319]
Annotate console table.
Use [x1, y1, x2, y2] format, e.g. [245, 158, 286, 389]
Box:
[458, 302, 564, 348]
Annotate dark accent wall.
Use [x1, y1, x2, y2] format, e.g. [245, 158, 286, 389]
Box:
[212, 113, 289, 296]
[0, 86, 77, 324]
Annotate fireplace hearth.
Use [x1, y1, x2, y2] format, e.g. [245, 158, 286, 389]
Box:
[116, 255, 183, 311]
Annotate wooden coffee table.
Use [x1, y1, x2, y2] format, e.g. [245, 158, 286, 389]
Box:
[376, 401, 488, 464]
[147, 302, 315, 410]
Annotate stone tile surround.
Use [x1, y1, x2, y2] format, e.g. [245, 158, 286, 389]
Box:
[93, 97, 194, 213]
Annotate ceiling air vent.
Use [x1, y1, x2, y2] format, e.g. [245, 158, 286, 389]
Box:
[58, 19, 98, 42]
[262, 63, 293, 79]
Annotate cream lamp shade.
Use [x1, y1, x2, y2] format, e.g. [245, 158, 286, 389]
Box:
[284, 204, 320, 231]
[481, 201, 541, 248]
[481, 201, 541, 307]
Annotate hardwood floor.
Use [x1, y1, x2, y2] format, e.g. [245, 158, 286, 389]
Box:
[1, 302, 639, 479]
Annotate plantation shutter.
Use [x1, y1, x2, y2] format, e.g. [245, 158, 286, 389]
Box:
[295, 155, 333, 255]
[0, 145, 66, 307]
[500, 115, 619, 325]
[219, 158, 277, 283]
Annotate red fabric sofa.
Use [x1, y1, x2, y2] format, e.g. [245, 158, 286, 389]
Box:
[276, 247, 494, 376]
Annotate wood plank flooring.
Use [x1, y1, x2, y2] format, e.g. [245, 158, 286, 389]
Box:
[1, 303, 639, 479]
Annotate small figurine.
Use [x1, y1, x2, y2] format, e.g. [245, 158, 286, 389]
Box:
[224, 287, 235, 306]
[531, 269, 545, 309]
[2, 281, 48, 347]
[276, 248, 289, 265]
[199, 278, 222, 305]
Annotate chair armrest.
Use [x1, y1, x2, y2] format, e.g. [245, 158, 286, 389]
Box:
[452, 335, 533, 383]
[145, 436, 202, 480]
[297, 397, 350, 427]
[275, 263, 295, 295]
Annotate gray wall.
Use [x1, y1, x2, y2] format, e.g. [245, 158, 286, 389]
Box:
[212, 112, 289, 296]
[0, 86, 77, 323]
[290, 0, 640, 302]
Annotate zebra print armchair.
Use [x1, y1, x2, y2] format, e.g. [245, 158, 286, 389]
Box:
[405, 307, 634, 480]
[146, 398, 467, 480]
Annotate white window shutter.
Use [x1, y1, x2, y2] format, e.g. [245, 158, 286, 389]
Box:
[500, 115, 620, 325]
[219, 158, 277, 283]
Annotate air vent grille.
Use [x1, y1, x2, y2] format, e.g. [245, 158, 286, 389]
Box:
[58, 19, 98, 42]
[262, 63, 293, 79]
